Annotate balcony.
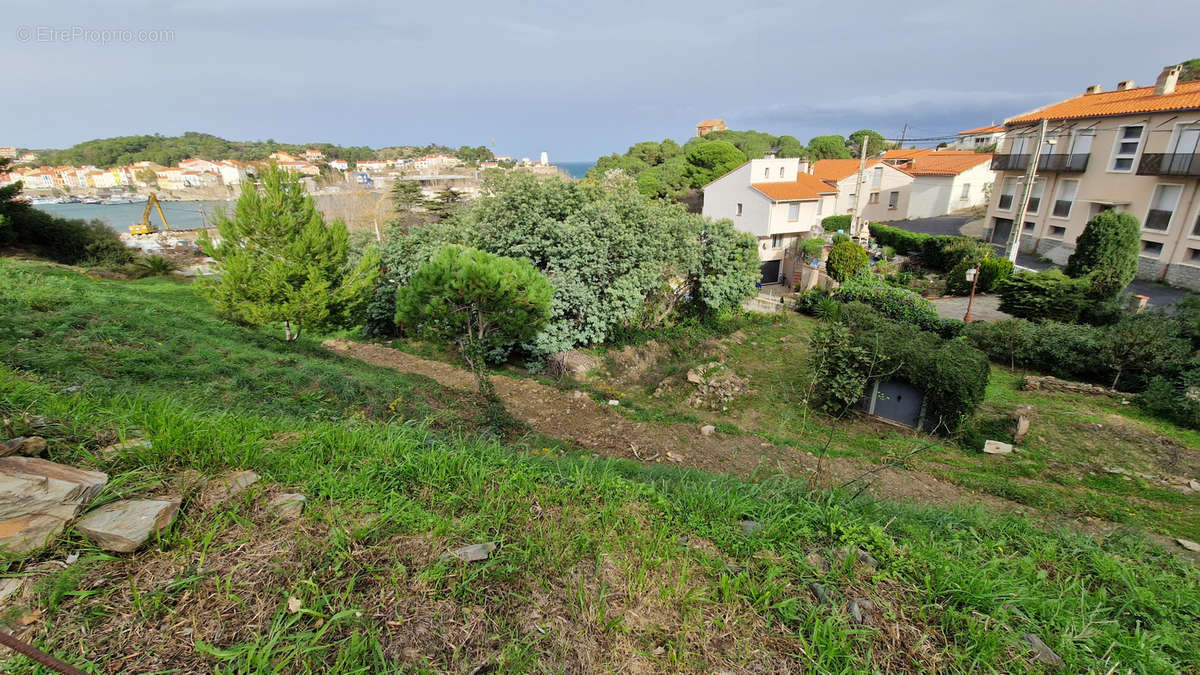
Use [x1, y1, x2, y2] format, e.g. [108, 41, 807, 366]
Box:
[1137, 153, 1200, 177]
[990, 153, 1090, 173]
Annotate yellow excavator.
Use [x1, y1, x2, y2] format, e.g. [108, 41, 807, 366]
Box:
[129, 193, 170, 236]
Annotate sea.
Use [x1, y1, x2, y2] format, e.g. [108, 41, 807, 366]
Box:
[33, 161, 598, 232]
[33, 200, 230, 233]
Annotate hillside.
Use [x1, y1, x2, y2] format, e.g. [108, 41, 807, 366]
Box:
[0, 259, 1197, 672]
[32, 132, 378, 169]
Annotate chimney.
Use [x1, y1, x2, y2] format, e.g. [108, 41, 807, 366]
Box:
[1116, 80, 1135, 90]
[1085, 84, 1103, 94]
[1154, 64, 1182, 95]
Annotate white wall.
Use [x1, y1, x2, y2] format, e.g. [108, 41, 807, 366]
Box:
[907, 176, 955, 219]
[826, 163, 913, 223]
[702, 163, 772, 238]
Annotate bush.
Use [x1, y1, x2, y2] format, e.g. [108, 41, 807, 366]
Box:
[853, 319, 990, 432]
[997, 269, 1091, 322]
[922, 236, 991, 272]
[826, 241, 869, 282]
[869, 223, 929, 254]
[834, 274, 941, 331]
[806, 321, 876, 414]
[1137, 373, 1200, 430]
[821, 214, 852, 233]
[945, 256, 1014, 296]
[799, 237, 824, 261]
[793, 288, 829, 315]
[2, 209, 134, 266]
[1065, 210, 1140, 298]
[831, 232, 850, 244]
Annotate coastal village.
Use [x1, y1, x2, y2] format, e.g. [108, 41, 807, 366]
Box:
[1, 44, 1199, 672]
[0, 147, 563, 204]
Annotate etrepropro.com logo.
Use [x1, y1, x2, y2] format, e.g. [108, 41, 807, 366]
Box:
[15, 26, 175, 44]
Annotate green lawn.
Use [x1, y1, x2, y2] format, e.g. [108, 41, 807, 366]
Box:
[1, 259, 1197, 672]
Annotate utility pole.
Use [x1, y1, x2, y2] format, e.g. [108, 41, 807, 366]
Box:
[897, 123, 908, 149]
[1006, 118, 1047, 262]
[850, 135, 870, 238]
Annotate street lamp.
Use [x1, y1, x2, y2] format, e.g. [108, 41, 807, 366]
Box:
[963, 263, 982, 322]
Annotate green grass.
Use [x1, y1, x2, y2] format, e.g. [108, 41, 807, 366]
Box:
[0, 259, 1198, 672]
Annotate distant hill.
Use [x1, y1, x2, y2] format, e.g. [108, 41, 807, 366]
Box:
[34, 132, 378, 168]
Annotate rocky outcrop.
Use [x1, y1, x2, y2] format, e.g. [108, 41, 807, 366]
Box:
[1021, 376, 1123, 398]
[0, 457, 108, 554]
[684, 362, 754, 411]
[546, 351, 599, 381]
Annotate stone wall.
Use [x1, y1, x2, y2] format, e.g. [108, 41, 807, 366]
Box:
[1137, 256, 1165, 282]
[1164, 263, 1200, 291]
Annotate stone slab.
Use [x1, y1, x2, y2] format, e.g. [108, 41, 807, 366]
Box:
[75, 498, 180, 553]
[0, 457, 108, 554]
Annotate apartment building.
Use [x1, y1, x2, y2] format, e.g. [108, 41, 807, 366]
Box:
[954, 125, 1005, 151]
[985, 65, 1200, 289]
[702, 157, 837, 283]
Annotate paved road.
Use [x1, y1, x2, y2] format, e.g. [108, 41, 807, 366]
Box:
[930, 295, 1010, 322]
[884, 218, 1195, 309]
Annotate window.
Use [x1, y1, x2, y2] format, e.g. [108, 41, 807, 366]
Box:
[736, 202, 743, 216]
[1110, 125, 1144, 171]
[1193, 211, 1200, 237]
[1189, 248, 1200, 262]
[960, 183, 971, 200]
[779, 167, 785, 178]
[1023, 222, 1036, 231]
[1168, 123, 1200, 173]
[1009, 135, 1031, 157]
[868, 192, 879, 204]
[1145, 184, 1182, 231]
[763, 167, 769, 179]
[1052, 179, 1078, 218]
[871, 166, 882, 188]
[1069, 130, 1094, 157]
[1142, 240, 1163, 256]
[816, 197, 823, 215]
[1027, 180, 1045, 215]
[888, 191, 899, 209]
[998, 177, 1018, 210]
[787, 202, 799, 221]
[1050, 226, 1067, 237]
[771, 234, 783, 249]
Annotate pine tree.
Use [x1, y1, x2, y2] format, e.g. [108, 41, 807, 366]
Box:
[199, 166, 379, 341]
[1064, 210, 1140, 298]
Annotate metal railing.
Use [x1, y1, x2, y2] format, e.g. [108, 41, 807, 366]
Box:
[990, 153, 1090, 172]
[1137, 153, 1200, 177]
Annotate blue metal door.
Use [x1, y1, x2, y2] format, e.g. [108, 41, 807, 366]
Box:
[873, 380, 923, 428]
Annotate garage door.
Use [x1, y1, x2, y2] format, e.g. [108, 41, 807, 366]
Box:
[759, 260, 780, 285]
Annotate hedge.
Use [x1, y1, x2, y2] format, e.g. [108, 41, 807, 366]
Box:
[868, 223, 928, 254]
[821, 214, 852, 232]
[997, 269, 1091, 322]
[833, 274, 942, 332]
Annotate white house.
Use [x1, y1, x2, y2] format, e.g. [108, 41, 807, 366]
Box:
[903, 153, 995, 219]
[329, 159, 349, 171]
[954, 125, 1006, 151]
[702, 157, 837, 283]
[810, 159, 914, 223]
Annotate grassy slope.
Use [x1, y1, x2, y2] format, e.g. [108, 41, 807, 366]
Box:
[0, 259, 1197, 672]
[586, 311, 1200, 541]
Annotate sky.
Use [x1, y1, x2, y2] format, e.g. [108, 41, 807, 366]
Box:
[6, 0, 1199, 161]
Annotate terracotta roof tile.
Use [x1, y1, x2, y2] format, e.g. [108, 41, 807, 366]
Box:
[906, 153, 993, 176]
[1007, 81, 1200, 124]
[959, 125, 1006, 135]
[811, 159, 880, 182]
[750, 173, 837, 201]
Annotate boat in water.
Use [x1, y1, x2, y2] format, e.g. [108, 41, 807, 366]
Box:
[29, 197, 65, 205]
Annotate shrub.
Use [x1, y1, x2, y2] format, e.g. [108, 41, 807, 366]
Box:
[799, 237, 824, 261]
[821, 214, 852, 233]
[132, 254, 178, 278]
[3, 209, 134, 266]
[1065, 210, 1140, 298]
[997, 269, 1091, 322]
[805, 321, 876, 414]
[922, 236, 991, 272]
[793, 288, 829, 315]
[945, 256, 1014, 296]
[831, 232, 850, 244]
[1137, 372, 1200, 430]
[868, 222, 929, 254]
[826, 241, 869, 282]
[853, 319, 990, 432]
[834, 274, 941, 331]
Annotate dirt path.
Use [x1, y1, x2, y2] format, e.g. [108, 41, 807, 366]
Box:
[324, 339, 1033, 515]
